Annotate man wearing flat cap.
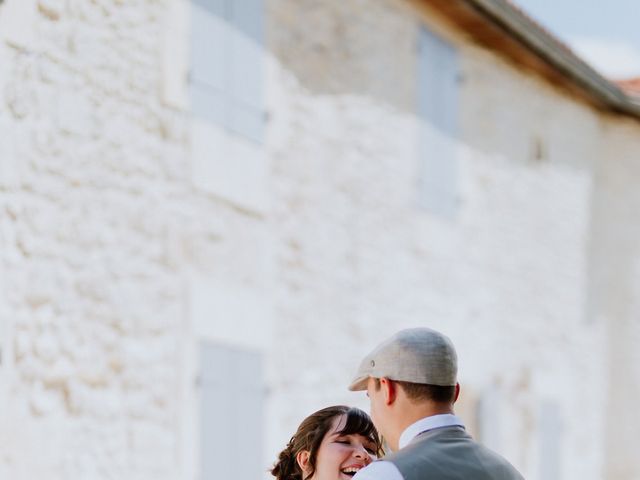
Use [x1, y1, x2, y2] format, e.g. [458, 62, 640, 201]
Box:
[350, 327, 524, 480]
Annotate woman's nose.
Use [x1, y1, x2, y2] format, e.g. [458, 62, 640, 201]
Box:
[353, 445, 372, 463]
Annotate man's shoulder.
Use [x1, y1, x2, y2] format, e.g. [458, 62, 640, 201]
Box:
[471, 442, 525, 478]
[385, 428, 524, 479]
[352, 460, 404, 480]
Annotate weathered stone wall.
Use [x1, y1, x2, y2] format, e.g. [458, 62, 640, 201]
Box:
[0, 1, 273, 478]
[592, 116, 640, 480]
[266, 2, 623, 480]
[0, 1, 185, 477]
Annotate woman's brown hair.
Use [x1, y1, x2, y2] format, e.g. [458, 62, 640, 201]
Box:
[270, 405, 382, 480]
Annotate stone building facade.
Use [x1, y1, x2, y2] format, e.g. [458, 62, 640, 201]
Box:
[0, 0, 639, 479]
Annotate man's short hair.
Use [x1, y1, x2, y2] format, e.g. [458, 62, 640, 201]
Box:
[374, 378, 457, 404]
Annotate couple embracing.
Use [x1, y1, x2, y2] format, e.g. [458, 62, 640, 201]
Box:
[271, 328, 524, 480]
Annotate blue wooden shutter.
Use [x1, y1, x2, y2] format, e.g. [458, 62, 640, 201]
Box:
[477, 389, 502, 451]
[538, 401, 562, 480]
[0, 317, 4, 368]
[190, 0, 264, 142]
[418, 26, 458, 216]
[191, 0, 228, 125]
[200, 343, 264, 480]
[227, 0, 265, 142]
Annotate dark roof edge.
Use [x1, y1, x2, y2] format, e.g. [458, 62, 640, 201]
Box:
[466, 0, 640, 119]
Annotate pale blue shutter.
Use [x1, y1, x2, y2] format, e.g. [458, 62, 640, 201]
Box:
[0, 318, 3, 367]
[191, 0, 228, 125]
[477, 389, 502, 451]
[538, 401, 562, 480]
[228, 0, 265, 142]
[190, 0, 264, 142]
[200, 343, 264, 480]
[418, 26, 458, 216]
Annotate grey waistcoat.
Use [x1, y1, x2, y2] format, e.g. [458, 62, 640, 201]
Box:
[385, 426, 524, 480]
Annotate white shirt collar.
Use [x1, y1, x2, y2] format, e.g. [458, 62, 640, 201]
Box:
[398, 414, 465, 449]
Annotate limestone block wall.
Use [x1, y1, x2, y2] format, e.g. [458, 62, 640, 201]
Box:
[0, 1, 274, 479]
[459, 45, 608, 480]
[0, 1, 184, 477]
[266, 2, 623, 480]
[592, 117, 640, 480]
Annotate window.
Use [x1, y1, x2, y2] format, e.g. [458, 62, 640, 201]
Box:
[190, 0, 265, 143]
[199, 342, 264, 479]
[0, 316, 4, 368]
[538, 401, 562, 480]
[417, 25, 459, 217]
[0, 310, 8, 408]
[476, 388, 503, 451]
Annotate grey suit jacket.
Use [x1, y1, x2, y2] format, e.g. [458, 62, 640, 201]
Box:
[385, 426, 524, 480]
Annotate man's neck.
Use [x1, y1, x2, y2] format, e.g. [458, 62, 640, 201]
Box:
[389, 402, 454, 451]
[401, 403, 454, 427]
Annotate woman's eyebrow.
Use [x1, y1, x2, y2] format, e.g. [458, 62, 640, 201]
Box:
[333, 431, 355, 439]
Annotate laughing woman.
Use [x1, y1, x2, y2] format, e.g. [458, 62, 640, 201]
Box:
[271, 405, 383, 480]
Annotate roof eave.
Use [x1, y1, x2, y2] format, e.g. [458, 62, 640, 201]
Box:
[448, 0, 640, 120]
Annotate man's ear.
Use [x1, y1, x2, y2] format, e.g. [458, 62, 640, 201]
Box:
[296, 450, 311, 475]
[453, 383, 461, 403]
[380, 377, 396, 405]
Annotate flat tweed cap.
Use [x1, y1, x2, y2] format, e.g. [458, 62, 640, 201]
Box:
[348, 327, 458, 391]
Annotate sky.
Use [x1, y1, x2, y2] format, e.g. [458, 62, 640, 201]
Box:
[514, 0, 640, 79]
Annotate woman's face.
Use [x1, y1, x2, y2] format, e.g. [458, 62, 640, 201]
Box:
[304, 414, 377, 480]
